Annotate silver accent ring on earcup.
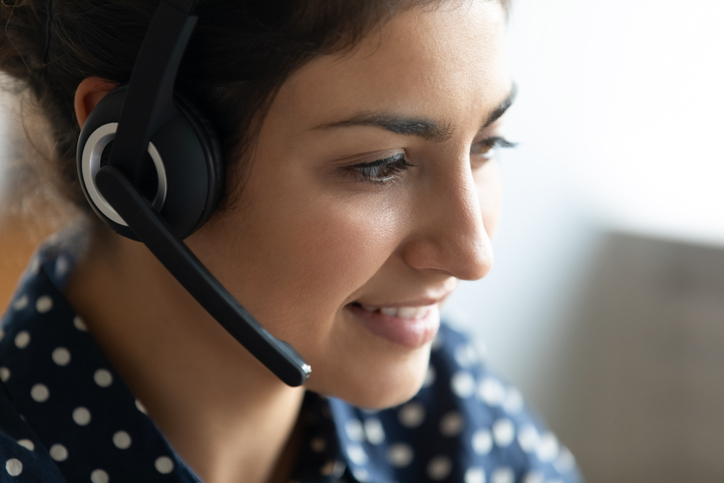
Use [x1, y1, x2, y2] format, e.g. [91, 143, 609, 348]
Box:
[81, 122, 168, 226]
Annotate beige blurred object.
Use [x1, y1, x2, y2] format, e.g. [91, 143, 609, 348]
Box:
[0, 85, 74, 310]
[534, 233, 724, 483]
[0, 213, 52, 308]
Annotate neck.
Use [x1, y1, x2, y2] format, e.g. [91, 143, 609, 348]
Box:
[65, 231, 305, 483]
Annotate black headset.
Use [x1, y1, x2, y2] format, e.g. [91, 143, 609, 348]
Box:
[75, 0, 311, 387]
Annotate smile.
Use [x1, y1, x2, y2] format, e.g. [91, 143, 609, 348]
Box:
[346, 302, 441, 349]
[358, 304, 433, 319]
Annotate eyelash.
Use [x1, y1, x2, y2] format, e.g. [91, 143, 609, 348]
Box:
[470, 136, 518, 159]
[349, 153, 415, 185]
[349, 136, 517, 185]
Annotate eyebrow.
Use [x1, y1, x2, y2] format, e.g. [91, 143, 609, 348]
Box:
[483, 83, 517, 129]
[313, 83, 517, 142]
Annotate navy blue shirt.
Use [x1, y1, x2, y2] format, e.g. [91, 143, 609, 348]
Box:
[0, 233, 584, 482]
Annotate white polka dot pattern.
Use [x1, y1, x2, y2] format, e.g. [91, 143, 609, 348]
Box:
[30, 383, 50, 403]
[537, 433, 559, 462]
[387, 443, 414, 468]
[352, 466, 370, 482]
[478, 377, 505, 406]
[492, 419, 515, 447]
[14, 331, 30, 349]
[472, 429, 493, 455]
[52, 347, 71, 366]
[491, 467, 514, 483]
[364, 417, 385, 444]
[113, 430, 132, 449]
[345, 418, 364, 441]
[0, 367, 10, 382]
[426, 456, 452, 480]
[73, 315, 88, 331]
[503, 388, 524, 414]
[439, 411, 464, 437]
[135, 399, 147, 414]
[12, 295, 28, 311]
[155, 456, 174, 474]
[346, 444, 368, 465]
[49, 444, 68, 462]
[72, 406, 92, 426]
[451, 371, 476, 398]
[94, 369, 113, 387]
[465, 466, 487, 483]
[17, 439, 34, 451]
[13, 295, 28, 310]
[5, 458, 22, 476]
[398, 402, 425, 428]
[523, 471, 544, 483]
[518, 425, 540, 453]
[36, 296, 53, 313]
[90, 468, 109, 483]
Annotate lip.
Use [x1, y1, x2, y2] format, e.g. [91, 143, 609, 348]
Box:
[358, 298, 441, 309]
[347, 302, 441, 349]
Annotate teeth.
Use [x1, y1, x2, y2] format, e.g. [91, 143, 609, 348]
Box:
[355, 303, 434, 319]
[398, 307, 417, 318]
[383, 306, 432, 319]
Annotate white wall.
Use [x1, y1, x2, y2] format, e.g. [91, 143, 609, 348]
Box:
[442, 2, 724, 480]
[504, 0, 724, 243]
[445, 0, 724, 395]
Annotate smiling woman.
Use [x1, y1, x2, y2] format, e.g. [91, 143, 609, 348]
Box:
[0, 1, 582, 482]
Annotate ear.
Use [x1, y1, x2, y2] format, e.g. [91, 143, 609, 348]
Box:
[74, 77, 119, 128]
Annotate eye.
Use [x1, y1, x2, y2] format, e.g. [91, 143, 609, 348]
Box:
[470, 136, 517, 161]
[349, 153, 415, 185]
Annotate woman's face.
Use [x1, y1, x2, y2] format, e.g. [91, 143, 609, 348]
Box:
[189, 1, 512, 408]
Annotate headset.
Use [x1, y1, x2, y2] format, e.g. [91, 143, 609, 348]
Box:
[75, 0, 311, 387]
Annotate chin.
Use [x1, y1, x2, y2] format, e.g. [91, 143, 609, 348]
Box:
[307, 344, 432, 410]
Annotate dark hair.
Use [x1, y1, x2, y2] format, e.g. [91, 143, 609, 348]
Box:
[0, 0, 510, 219]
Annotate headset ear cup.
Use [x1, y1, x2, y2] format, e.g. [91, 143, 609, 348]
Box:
[77, 87, 138, 239]
[173, 94, 225, 230]
[77, 86, 224, 240]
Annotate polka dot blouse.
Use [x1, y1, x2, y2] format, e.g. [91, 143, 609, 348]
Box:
[0, 231, 584, 482]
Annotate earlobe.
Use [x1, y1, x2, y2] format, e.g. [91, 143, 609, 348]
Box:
[74, 77, 119, 128]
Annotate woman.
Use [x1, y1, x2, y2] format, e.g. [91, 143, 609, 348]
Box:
[0, 1, 583, 482]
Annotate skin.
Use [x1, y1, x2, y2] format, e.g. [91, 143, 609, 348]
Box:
[67, 2, 511, 482]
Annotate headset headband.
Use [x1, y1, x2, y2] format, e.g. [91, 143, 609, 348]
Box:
[91, 0, 311, 387]
[109, 0, 198, 185]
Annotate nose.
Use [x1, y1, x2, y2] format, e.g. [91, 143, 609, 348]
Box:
[400, 159, 494, 281]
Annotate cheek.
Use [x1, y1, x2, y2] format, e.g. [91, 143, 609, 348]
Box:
[192, 170, 406, 348]
[266, 194, 401, 310]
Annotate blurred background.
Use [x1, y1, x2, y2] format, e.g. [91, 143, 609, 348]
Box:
[443, 0, 724, 482]
[1, 1, 723, 482]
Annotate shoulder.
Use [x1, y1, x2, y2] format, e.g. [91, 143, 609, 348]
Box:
[0, 383, 67, 482]
[0, 251, 69, 482]
[413, 322, 583, 482]
[331, 323, 585, 482]
[424, 323, 583, 481]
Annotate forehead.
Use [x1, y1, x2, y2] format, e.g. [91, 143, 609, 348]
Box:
[270, 1, 510, 132]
